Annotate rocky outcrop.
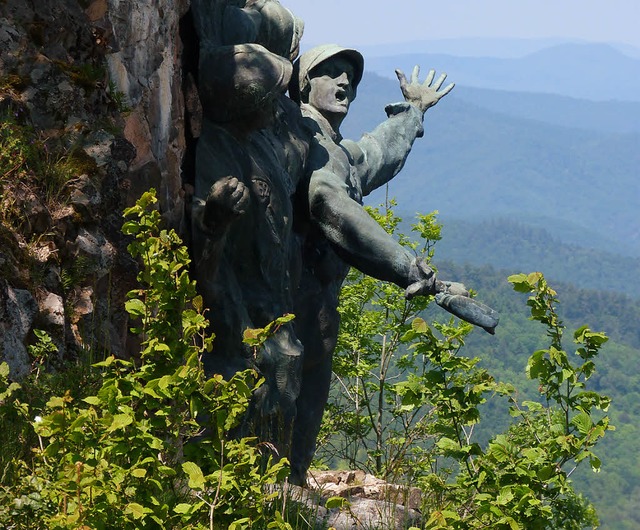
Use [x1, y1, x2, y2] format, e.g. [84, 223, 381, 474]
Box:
[0, 0, 192, 377]
[102, 0, 190, 226]
[309, 470, 423, 512]
[285, 470, 423, 530]
[0, 281, 38, 379]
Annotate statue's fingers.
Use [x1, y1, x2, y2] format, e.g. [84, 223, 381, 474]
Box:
[433, 72, 447, 90]
[394, 68, 408, 89]
[416, 258, 435, 278]
[411, 65, 420, 84]
[405, 281, 422, 300]
[405, 279, 434, 300]
[422, 68, 435, 87]
[226, 176, 240, 187]
[438, 82, 455, 96]
[230, 185, 244, 201]
[233, 187, 250, 213]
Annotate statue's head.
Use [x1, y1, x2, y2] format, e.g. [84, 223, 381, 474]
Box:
[291, 45, 364, 128]
[222, 0, 304, 62]
[198, 43, 293, 127]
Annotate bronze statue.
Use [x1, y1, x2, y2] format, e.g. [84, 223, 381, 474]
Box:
[189, 1, 498, 485]
[288, 45, 499, 484]
[190, 0, 313, 454]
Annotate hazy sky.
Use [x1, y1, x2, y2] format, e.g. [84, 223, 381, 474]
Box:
[283, 0, 640, 49]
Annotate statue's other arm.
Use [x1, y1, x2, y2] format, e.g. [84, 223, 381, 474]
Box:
[346, 102, 424, 196]
[308, 166, 434, 294]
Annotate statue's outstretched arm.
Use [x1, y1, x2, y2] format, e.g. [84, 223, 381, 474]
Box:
[308, 167, 499, 333]
[308, 167, 429, 290]
[354, 68, 453, 196]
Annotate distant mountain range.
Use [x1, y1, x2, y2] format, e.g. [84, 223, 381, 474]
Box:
[339, 44, 640, 277]
[453, 87, 640, 134]
[355, 37, 640, 61]
[335, 40, 640, 530]
[362, 42, 640, 102]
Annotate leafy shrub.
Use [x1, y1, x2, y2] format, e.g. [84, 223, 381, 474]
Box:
[319, 203, 611, 529]
[0, 190, 293, 529]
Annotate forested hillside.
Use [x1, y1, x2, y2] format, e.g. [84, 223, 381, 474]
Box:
[431, 218, 640, 297]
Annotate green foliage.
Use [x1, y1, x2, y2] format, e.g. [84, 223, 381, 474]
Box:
[0, 190, 296, 529]
[53, 60, 105, 91]
[107, 80, 131, 113]
[434, 260, 639, 530]
[319, 203, 611, 529]
[417, 270, 611, 529]
[0, 189, 615, 528]
[0, 112, 97, 226]
[27, 330, 59, 381]
[318, 204, 448, 480]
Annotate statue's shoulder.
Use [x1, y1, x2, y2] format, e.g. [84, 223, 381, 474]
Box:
[340, 139, 365, 165]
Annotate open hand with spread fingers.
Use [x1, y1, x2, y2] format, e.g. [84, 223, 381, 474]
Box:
[395, 66, 454, 113]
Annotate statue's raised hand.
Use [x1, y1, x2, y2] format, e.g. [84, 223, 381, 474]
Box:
[395, 66, 454, 114]
[198, 176, 250, 233]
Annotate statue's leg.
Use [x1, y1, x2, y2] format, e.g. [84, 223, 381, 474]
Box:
[290, 287, 340, 486]
[251, 324, 303, 460]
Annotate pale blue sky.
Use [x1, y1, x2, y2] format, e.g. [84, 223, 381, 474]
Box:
[283, 0, 640, 50]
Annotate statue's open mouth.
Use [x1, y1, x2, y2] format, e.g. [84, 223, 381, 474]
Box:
[335, 89, 347, 102]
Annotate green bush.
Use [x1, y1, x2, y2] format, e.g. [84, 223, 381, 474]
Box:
[318, 204, 611, 529]
[0, 192, 612, 529]
[0, 190, 293, 529]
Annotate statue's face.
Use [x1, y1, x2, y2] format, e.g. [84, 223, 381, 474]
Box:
[307, 56, 356, 122]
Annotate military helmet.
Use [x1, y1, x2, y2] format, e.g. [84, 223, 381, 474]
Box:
[290, 44, 364, 103]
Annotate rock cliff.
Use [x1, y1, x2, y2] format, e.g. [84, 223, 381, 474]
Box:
[0, 0, 193, 376]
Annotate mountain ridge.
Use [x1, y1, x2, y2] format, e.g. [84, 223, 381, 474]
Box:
[362, 42, 640, 102]
[342, 71, 640, 260]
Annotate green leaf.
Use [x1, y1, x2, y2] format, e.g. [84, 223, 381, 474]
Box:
[275, 313, 295, 324]
[182, 461, 206, 490]
[325, 496, 350, 509]
[108, 413, 133, 432]
[243, 327, 266, 346]
[125, 298, 146, 317]
[174, 503, 193, 514]
[131, 468, 147, 478]
[0, 362, 9, 378]
[496, 487, 515, 505]
[570, 412, 593, 435]
[522, 400, 544, 412]
[121, 220, 141, 235]
[125, 502, 148, 519]
[411, 317, 428, 333]
[82, 396, 101, 406]
[436, 437, 460, 454]
[93, 355, 115, 367]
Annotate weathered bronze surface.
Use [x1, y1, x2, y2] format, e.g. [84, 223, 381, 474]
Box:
[189, 0, 498, 485]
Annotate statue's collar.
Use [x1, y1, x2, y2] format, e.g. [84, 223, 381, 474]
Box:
[300, 103, 342, 143]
